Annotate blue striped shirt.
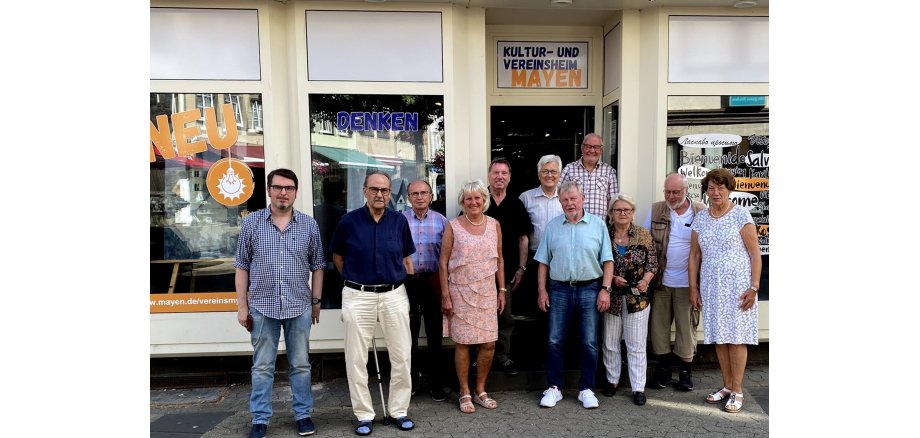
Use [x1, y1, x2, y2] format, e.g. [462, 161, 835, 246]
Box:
[234, 208, 326, 319]
[403, 208, 448, 274]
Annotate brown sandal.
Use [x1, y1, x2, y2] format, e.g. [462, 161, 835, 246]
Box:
[474, 392, 498, 409]
[459, 394, 476, 413]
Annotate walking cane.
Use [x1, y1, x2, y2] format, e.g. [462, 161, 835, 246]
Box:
[370, 337, 391, 425]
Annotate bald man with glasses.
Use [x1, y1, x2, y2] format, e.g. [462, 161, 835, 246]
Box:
[560, 133, 619, 222]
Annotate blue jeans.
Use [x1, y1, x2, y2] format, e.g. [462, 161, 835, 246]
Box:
[250, 307, 313, 425]
[546, 280, 601, 391]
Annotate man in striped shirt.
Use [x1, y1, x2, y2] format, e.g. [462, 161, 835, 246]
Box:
[235, 168, 326, 438]
[560, 133, 619, 222]
[402, 179, 449, 401]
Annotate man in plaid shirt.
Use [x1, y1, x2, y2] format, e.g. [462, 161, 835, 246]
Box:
[560, 133, 619, 222]
[235, 168, 326, 438]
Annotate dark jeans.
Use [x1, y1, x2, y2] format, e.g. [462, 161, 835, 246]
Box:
[409, 272, 444, 388]
[546, 279, 601, 391]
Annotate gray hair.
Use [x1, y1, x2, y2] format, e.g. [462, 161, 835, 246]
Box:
[537, 154, 563, 173]
[583, 132, 604, 147]
[664, 172, 689, 189]
[457, 179, 491, 212]
[558, 180, 583, 197]
[608, 193, 636, 216]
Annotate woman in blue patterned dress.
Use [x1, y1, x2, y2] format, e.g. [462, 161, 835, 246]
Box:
[689, 168, 762, 414]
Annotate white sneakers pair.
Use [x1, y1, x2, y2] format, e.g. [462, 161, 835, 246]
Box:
[539, 386, 599, 409]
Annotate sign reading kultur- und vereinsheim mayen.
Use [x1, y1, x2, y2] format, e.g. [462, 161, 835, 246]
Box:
[497, 41, 588, 89]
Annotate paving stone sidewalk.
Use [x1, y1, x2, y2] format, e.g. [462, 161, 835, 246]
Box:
[151, 365, 768, 437]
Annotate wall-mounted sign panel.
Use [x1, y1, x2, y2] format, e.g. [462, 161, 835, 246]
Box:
[497, 41, 588, 89]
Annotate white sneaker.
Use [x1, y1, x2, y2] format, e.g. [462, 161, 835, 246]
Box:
[578, 389, 599, 409]
[540, 386, 563, 407]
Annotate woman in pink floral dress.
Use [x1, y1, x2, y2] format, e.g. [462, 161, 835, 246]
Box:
[439, 180, 506, 414]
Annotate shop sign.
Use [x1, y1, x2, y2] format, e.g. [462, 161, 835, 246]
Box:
[149, 103, 254, 206]
[150, 292, 238, 313]
[497, 41, 588, 89]
[728, 95, 766, 107]
[677, 133, 769, 256]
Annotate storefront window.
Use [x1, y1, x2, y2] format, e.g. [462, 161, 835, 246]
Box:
[667, 95, 769, 299]
[150, 93, 265, 312]
[308, 94, 445, 307]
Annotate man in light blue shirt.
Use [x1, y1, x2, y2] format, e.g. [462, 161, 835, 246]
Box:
[534, 181, 613, 410]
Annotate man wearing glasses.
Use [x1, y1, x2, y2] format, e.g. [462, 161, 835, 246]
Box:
[402, 180, 449, 401]
[644, 173, 707, 392]
[234, 168, 326, 438]
[330, 171, 417, 435]
[560, 133, 619, 222]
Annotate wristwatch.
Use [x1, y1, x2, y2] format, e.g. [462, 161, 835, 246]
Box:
[600, 285, 610, 292]
[518, 265, 527, 272]
[311, 297, 322, 305]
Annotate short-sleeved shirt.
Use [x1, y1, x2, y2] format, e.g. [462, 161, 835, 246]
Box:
[403, 208, 448, 274]
[560, 159, 619, 221]
[234, 208, 326, 319]
[534, 210, 613, 282]
[519, 186, 563, 251]
[485, 193, 534, 273]
[330, 205, 416, 285]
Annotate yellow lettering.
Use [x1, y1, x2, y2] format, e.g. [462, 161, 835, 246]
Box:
[541, 69, 554, 86]
[204, 104, 239, 150]
[172, 109, 207, 156]
[149, 114, 175, 162]
[511, 69, 527, 87]
[555, 70, 568, 87]
[526, 70, 541, 87]
[569, 69, 582, 87]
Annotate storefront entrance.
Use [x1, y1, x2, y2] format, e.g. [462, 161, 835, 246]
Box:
[490, 106, 595, 197]
[489, 105, 596, 374]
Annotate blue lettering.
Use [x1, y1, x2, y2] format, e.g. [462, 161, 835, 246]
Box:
[404, 112, 418, 132]
[392, 112, 405, 131]
[336, 112, 350, 131]
[364, 112, 378, 131]
[349, 112, 364, 131]
[378, 112, 392, 131]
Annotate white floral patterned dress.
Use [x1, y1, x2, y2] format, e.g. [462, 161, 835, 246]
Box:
[691, 206, 759, 345]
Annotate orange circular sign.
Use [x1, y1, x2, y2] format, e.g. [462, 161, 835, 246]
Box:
[207, 158, 255, 207]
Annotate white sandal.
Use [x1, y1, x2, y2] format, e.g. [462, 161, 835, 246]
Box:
[723, 392, 743, 413]
[706, 387, 731, 404]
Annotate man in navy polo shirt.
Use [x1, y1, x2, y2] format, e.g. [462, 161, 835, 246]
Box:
[330, 171, 417, 436]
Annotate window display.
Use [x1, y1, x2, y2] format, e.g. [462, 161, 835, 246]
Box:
[150, 93, 265, 312]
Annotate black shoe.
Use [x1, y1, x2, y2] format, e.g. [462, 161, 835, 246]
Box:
[633, 391, 647, 406]
[652, 368, 673, 389]
[429, 386, 447, 402]
[677, 369, 694, 391]
[601, 381, 617, 397]
[296, 417, 316, 436]
[249, 423, 268, 438]
[500, 359, 519, 376]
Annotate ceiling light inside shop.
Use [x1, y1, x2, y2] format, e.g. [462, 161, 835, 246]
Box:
[551, 0, 573, 7]
[733, 0, 758, 7]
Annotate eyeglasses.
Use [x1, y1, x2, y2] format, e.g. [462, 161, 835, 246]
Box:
[582, 143, 603, 150]
[409, 191, 430, 197]
[540, 169, 559, 176]
[365, 187, 391, 195]
[612, 208, 633, 215]
[664, 190, 685, 196]
[269, 185, 297, 193]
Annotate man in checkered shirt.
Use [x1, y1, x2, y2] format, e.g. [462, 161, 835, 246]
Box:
[235, 168, 326, 438]
[560, 133, 619, 222]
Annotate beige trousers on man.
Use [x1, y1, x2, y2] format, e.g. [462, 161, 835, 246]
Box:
[342, 284, 412, 421]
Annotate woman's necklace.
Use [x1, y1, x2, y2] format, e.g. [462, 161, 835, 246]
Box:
[464, 214, 485, 226]
[614, 228, 629, 245]
[710, 204, 732, 219]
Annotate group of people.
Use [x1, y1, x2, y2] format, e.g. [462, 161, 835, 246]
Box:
[231, 133, 762, 438]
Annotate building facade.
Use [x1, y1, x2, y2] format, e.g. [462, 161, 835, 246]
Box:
[150, 0, 769, 357]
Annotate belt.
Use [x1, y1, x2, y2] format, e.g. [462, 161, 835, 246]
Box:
[552, 278, 600, 287]
[344, 280, 400, 292]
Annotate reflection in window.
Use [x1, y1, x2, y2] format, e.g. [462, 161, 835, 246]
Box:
[150, 92, 265, 295]
[666, 95, 769, 299]
[196, 93, 214, 110]
[249, 99, 262, 132]
[308, 94, 445, 308]
[225, 94, 244, 128]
